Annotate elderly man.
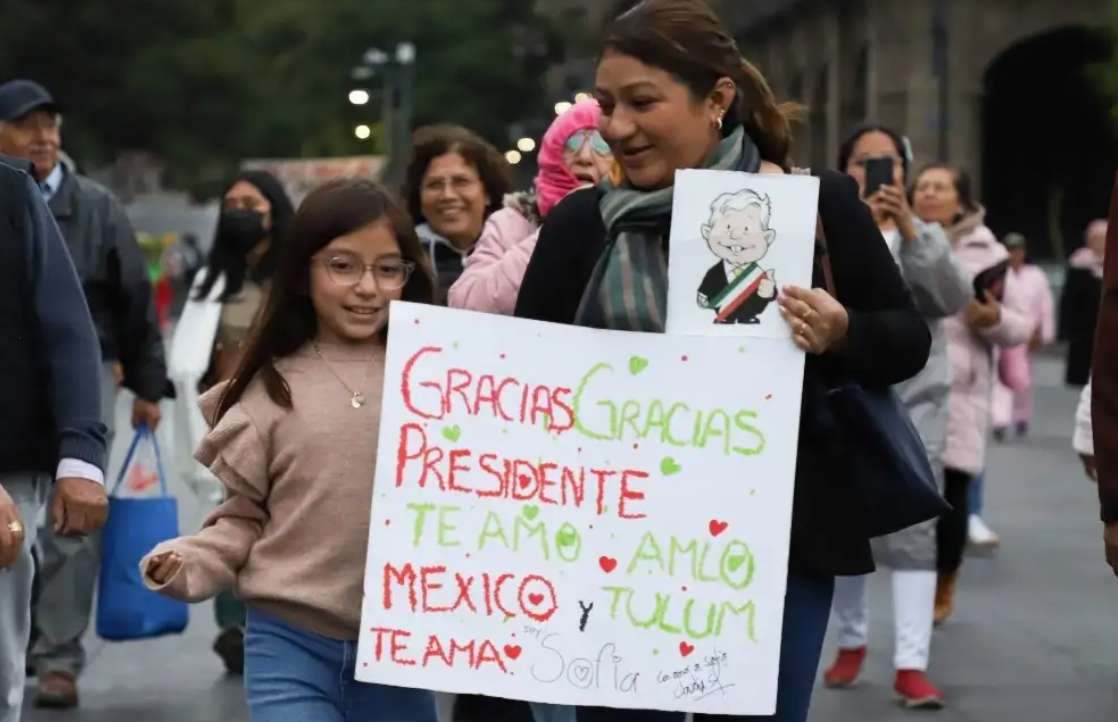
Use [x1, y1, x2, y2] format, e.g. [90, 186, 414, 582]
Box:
[1093, 180, 1118, 578]
[0, 154, 108, 722]
[0, 79, 166, 707]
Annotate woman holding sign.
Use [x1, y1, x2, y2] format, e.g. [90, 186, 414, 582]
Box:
[141, 179, 439, 722]
[824, 126, 970, 708]
[516, 2, 931, 721]
[909, 164, 1034, 624]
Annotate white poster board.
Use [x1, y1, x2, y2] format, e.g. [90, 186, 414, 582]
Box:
[666, 170, 820, 338]
[356, 302, 806, 715]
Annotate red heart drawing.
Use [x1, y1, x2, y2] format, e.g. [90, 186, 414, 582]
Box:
[679, 641, 695, 657]
[528, 593, 544, 606]
[518, 474, 533, 489]
[709, 520, 728, 537]
[504, 644, 522, 660]
[598, 556, 618, 573]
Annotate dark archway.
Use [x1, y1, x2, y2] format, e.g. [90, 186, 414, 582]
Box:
[981, 26, 1116, 260]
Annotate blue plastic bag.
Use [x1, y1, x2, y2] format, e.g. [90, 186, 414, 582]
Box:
[96, 426, 189, 640]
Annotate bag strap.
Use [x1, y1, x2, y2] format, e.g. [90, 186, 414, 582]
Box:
[110, 425, 170, 498]
[793, 168, 837, 298]
[150, 425, 169, 498]
[815, 213, 837, 298]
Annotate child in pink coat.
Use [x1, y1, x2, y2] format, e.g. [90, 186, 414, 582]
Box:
[447, 100, 612, 314]
[991, 232, 1055, 438]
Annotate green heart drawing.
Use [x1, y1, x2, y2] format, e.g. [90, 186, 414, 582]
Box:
[660, 457, 682, 476]
[629, 355, 650, 375]
[726, 554, 747, 573]
[522, 505, 540, 521]
[557, 527, 578, 547]
[442, 425, 462, 443]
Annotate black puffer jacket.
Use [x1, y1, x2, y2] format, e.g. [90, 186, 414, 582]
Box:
[48, 168, 167, 401]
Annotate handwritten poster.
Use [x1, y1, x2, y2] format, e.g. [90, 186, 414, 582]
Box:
[666, 170, 819, 338]
[356, 302, 805, 715]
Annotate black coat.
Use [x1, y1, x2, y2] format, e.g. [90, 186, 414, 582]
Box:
[515, 171, 931, 577]
[1060, 266, 1101, 386]
[0, 156, 107, 474]
[48, 169, 167, 401]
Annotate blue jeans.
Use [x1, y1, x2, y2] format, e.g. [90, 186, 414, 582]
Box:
[968, 471, 984, 516]
[244, 608, 438, 722]
[575, 571, 835, 722]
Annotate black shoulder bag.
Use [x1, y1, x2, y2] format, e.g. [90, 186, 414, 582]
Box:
[815, 216, 952, 538]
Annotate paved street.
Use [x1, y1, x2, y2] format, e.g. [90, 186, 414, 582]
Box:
[23, 356, 1118, 722]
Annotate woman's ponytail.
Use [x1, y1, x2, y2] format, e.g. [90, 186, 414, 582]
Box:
[735, 58, 802, 168]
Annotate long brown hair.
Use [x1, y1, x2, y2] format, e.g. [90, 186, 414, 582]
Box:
[214, 179, 435, 423]
[601, 0, 800, 167]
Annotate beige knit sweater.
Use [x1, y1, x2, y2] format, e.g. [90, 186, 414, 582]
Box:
[141, 341, 386, 640]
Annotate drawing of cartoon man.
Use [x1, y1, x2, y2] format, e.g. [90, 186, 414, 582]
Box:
[697, 188, 778, 324]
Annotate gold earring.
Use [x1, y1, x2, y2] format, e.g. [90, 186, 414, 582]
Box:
[714, 114, 724, 131]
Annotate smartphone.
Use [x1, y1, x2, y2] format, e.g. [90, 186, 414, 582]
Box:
[864, 157, 895, 197]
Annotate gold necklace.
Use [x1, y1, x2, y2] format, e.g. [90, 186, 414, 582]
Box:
[312, 342, 371, 409]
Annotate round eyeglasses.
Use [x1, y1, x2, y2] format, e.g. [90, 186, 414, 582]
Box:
[316, 253, 415, 290]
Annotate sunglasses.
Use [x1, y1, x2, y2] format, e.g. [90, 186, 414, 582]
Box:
[564, 129, 612, 157]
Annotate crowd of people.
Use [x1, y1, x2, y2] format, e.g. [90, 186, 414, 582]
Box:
[1, 1, 1116, 722]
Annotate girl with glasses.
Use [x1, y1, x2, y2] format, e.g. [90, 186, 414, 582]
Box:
[141, 179, 439, 722]
[448, 100, 613, 316]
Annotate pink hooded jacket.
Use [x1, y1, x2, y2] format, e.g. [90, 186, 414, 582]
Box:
[943, 209, 1036, 474]
[448, 101, 601, 314]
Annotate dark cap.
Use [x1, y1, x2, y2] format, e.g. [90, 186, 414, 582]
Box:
[0, 79, 61, 122]
[1002, 232, 1027, 249]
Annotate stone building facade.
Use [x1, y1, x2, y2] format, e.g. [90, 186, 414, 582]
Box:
[543, 0, 1115, 256]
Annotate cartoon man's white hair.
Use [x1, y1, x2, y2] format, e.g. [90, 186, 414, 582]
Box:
[708, 188, 773, 228]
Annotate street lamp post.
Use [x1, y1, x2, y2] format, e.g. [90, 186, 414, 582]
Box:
[390, 42, 417, 186]
[356, 43, 417, 186]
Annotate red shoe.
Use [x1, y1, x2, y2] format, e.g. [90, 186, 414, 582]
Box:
[894, 669, 945, 709]
[823, 646, 866, 688]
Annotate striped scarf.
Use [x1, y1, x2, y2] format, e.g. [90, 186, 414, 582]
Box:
[575, 127, 761, 331]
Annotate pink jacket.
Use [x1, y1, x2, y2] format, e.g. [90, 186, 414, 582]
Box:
[1011, 264, 1056, 345]
[943, 210, 1036, 474]
[995, 264, 1055, 392]
[447, 206, 539, 315]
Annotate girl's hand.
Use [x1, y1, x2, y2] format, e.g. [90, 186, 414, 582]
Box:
[965, 290, 1001, 330]
[146, 550, 184, 585]
[868, 184, 917, 242]
[778, 285, 850, 355]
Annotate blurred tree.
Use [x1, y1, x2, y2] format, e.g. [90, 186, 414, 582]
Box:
[0, 0, 558, 197]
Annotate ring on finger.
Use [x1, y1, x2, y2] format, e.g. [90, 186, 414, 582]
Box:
[6, 520, 22, 537]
